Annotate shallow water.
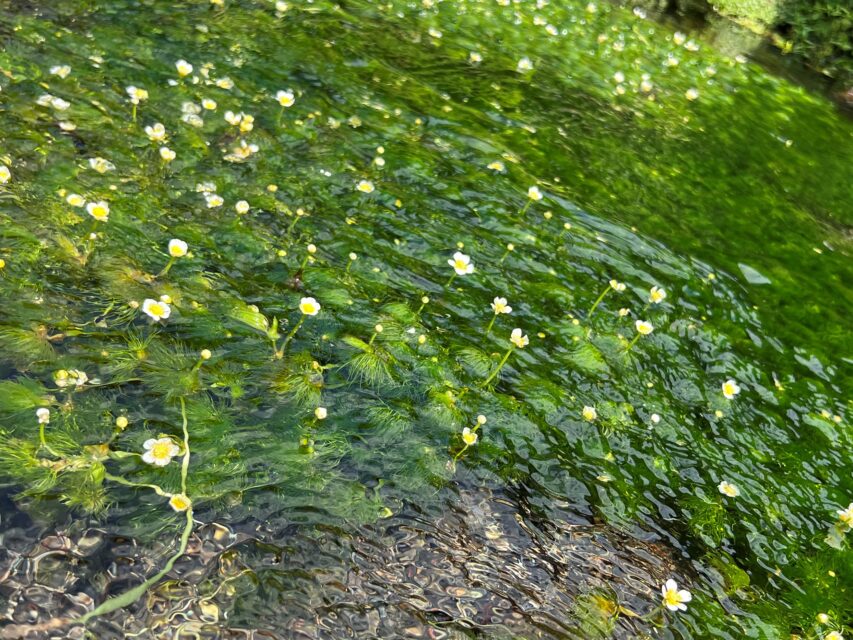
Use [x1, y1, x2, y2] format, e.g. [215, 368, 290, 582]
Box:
[0, 0, 851, 638]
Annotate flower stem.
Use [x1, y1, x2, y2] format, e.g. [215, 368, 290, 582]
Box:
[279, 315, 305, 354]
[485, 314, 497, 335]
[480, 346, 514, 387]
[445, 272, 457, 288]
[38, 424, 62, 458]
[518, 199, 532, 219]
[626, 334, 641, 351]
[158, 256, 175, 278]
[588, 286, 610, 317]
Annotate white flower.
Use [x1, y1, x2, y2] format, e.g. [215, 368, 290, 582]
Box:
[205, 193, 224, 208]
[718, 480, 740, 497]
[159, 147, 176, 162]
[661, 579, 692, 611]
[491, 297, 512, 314]
[722, 379, 741, 399]
[448, 251, 474, 275]
[517, 57, 533, 72]
[201, 98, 217, 110]
[582, 406, 597, 421]
[142, 437, 180, 466]
[142, 298, 171, 321]
[169, 493, 192, 511]
[88, 157, 115, 173]
[487, 160, 505, 171]
[314, 407, 327, 420]
[126, 86, 148, 104]
[168, 239, 188, 257]
[824, 632, 844, 640]
[685, 88, 699, 101]
[356, 180, 375, 193]
[235, 200, 250, 214]
[175, 59, 193, 77]
[86, 201, 110, 222]
[462, 427, 478, 445]
[837, 503, 853, 528]
[50, 65, 72, 78]
[649, 286, 666, 303]
[299, 297, 321, 316]
[36, 408, 50, 424]
[0, 165, 10, 184]
[276, 89, 295, 107]
[50, 97, 70, 110]
[469, 52, 482, 64]
[216, 77, 234, 89]
[609, 279, 626, 292]
[635, 320, 654, 335]
[66, 193, 85, 207]
[527, 185, 543, 201]
[510, 328, 529, 348]
[145, 123, 167, 141]
[673, 32, 686, 46]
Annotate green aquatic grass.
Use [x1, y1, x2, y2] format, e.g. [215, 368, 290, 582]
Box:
[0, 0, 851, 637]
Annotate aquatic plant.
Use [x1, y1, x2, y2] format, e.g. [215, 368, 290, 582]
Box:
[0, 0, 850, 637]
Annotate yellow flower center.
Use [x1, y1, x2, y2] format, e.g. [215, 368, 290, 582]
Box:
[148, 303, 165, 316]
[151, 441, 173, 460]
[664, 588, 682, 607]
[92, 206, 107, 219]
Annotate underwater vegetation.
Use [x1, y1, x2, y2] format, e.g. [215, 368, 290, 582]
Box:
[0, 0, 851, 637]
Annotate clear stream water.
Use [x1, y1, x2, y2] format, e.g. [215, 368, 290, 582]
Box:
[0, 0, 851, 638]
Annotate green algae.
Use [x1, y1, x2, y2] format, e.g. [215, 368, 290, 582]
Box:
[0, 0, 851, 637]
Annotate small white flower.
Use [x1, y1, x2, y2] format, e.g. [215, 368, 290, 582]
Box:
[175, 59, 193, 77]
[205, 193, 224, 208]
[722, 379, 741, 400]
[126, 86, 148, 104]
[718, 480, 740, 497]
[86, 201, 110, 222]
[582, 406, 597, 421]
[469, 52, 482, 64]
[50, 65, 72, 79]
[168, 239, 188, 257]
[201, 98, 217, 110]
[527, 185, 543, 201]
[159, 147, 176, 162]
[517, 57, 533, 72]
[635, 320, 654, 335]
[685, 88, 699, 101]
[661, 579, 692, 612]
[142, 437, 180, 466]
[235, 200, 250, 214]
[0, 165, 11, 184]
[299, 297, 321, 316]
[276, 89, 295, 107]
[448, 251, 474, 275]
[50, 97, 70, 110]
[145, 123, 167, 142]
[66, 193, 85, 207]
[491, 297, 512, 314]
[510, 328, 529, 348]
[314, 407, 328, 420]
[462, 427, 478, 445]
[36, 408, 50, 424]
[88, 157, 115, 173]
[649, 286, 667, 304]
[142, 298, 171, 321]
[356, 180, 375, 193]
[609, 279, 626, 292]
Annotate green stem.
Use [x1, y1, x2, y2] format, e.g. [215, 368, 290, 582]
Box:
[76, 397, 194, 626]
[179, 397, 190, 495]
[158, 256, 175, 278]
[38, 424, 62, 458]
[279, 315, 305, 354]
[517, 199, 532, 219]
[103, 472, 169, 497]
[588, 286, 610, 317]
[131, 103, 137, 123]
[626, 334, 641, 352]
[480, 346, 514, 387]
[453, 443, 470, 462]
[76, 508, 193, 625]
[445, 272, 457, 288]
[485, 314, 497, 335]
[499, 249, 511, 263]
[299, 254, 310, 272]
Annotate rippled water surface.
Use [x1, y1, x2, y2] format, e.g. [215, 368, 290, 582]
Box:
[0, 0, 851, 638]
